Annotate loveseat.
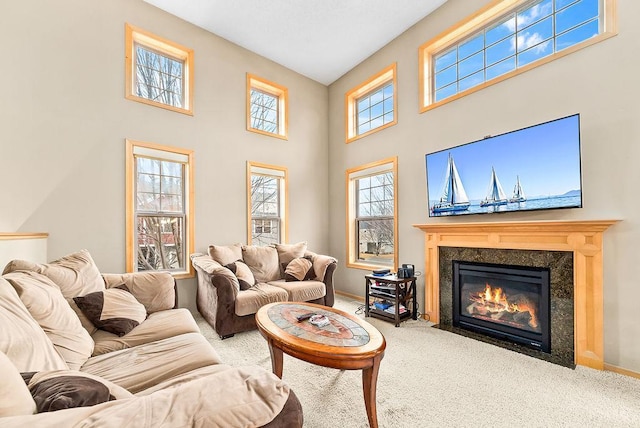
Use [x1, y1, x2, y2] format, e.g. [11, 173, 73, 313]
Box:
[0, 249, 303, 427]
[192, 242, 337, 338]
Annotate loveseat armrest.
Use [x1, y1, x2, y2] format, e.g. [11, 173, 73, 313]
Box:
[102, 271, 177, 312]
[305, 251, 337, 307]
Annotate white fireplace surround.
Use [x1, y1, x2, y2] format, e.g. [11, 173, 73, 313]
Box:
[413, 220, 618, 370]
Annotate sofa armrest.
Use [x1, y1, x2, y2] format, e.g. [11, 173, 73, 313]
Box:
[102, 271, 177, 312]
[304, 251, 337, 307]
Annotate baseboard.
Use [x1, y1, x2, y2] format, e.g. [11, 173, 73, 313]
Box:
[604, 363, 640, 379]
[335, 290, 364, 302]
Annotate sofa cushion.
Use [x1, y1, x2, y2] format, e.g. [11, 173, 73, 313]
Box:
[91, 308, 200, 356]
[242, 245, 280, 283]
[102, 272, 175, 313]
[0, 350, 36, 416]
[268, 280, 326, 302]
[283, 256, 316, 282]
[74, 286, 147, 337]
[28, 370, 133, 401]
[0, 277, 68, 372]
[4, 271, 94, 370]
[29, 375, 114, 413]
[235, 283, 288, 317]
[3, 249, 105, 299]
[224, 260, 256, 290]
[275, 242, 307, 276]
[80, 332, 222, 393]
[208, 243, 243, 266]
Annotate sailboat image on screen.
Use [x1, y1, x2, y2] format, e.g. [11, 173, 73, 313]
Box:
[431, 153, 470, 213]
[480, 167, 508, 207]
[509, 175, 526, 203]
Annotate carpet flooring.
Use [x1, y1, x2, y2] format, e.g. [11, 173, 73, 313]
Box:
[195, 296, 640, 428]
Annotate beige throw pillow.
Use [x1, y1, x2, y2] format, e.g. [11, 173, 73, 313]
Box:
[74, 286, 147, 337]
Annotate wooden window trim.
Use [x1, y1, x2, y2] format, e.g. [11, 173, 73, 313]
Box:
[246, 161, 289, 245]
[345, 156, 398, 271]
[246, 74, 289, 140]
[345, 63, 397, 144]
[125, 23, 194, 116]
[125, 139, 195, 278]
[418, 0, 618, 113]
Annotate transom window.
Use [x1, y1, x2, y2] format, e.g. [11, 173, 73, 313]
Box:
[345, 63, 397, 143]
[125, 24, 194, 115]
[356, 82, 394, 136]
[346, 157, 398, 270]
[247, 74, 288, 140]
[247, 162, 288, 245]
[420, 0, 617, 111]
[126, 140, 194, 277]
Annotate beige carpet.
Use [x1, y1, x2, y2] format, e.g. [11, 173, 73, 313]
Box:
[195, 296, 640, 428]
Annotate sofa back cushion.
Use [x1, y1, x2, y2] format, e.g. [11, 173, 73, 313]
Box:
[275, 242, 307, 276]
[0, 350, 37, 416]
[4, 271, 94, 370]
[0, 277, 68, 372]
[208, 243, 243, 266]
[3, 249, 105, 299]
[102, 272, 176, 313]
[242, 245, 280, 283]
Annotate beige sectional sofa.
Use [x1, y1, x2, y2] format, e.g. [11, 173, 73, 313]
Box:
[192, 242, 337, 338]
[0, 250, 303, 427]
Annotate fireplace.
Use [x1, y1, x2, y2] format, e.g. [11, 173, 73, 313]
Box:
[453, 261, 550, 353]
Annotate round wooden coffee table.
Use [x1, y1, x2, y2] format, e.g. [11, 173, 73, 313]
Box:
[255, 302, 386, 428]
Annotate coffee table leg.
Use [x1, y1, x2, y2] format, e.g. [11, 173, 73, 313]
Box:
[362, 354, 382, 428]
[267, 339, 284, 378]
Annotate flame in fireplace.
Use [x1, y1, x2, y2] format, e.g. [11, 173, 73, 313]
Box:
[470, 283, 539, 329]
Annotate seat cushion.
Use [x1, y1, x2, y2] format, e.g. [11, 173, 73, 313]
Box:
[91, 308, 200, 356]
[80, 332, 222, 393]
[235, 283, 288, 317]
[268, 280, 326, 303]
[4, 271, 94, 370]
[0, 277, 68, 372]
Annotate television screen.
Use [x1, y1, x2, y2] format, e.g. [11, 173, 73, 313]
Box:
[425, 114, 582, 217]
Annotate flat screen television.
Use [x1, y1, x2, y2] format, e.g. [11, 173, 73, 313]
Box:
[425, 114, 582, 217]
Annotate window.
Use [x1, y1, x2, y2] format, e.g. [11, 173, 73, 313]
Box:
[247, 74, 288, 139]
[345, 63, 397, 143]
[247, 162, 288, 245]
[126, 140, 194, 278]
[346, 157, 398, 270]
[419, 0, 617, 112]
[125, 24, 194, 115]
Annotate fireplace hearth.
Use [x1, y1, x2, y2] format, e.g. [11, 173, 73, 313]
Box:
[453, 261, 551, 353]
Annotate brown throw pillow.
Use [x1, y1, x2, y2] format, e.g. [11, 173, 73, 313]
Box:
[284, 257, 316, 282]
[224, 260, 256, 290]
[73, 285, 146, 337]
[29, 375, 114, 413]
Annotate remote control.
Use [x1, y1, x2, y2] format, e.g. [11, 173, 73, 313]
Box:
[296, 313, 314, 322]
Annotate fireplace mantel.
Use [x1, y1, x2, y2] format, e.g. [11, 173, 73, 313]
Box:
[413, 220, 618, 369]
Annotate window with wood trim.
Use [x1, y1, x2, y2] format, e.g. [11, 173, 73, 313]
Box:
[247, 162, 288, 245]
[125, 23, 194, 115]
[247, 74, 288, 140]
[345, 63, 397, 143]
[419, 0, 617, 112]
[346, 157, 398, 270]
[126, 140, 194, 278]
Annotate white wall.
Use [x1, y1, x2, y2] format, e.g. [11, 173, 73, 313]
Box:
[0, 0, 329, 311]
[328, 0, 640, 372]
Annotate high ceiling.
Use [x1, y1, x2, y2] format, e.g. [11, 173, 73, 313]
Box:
[143, 0, 448, 85]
